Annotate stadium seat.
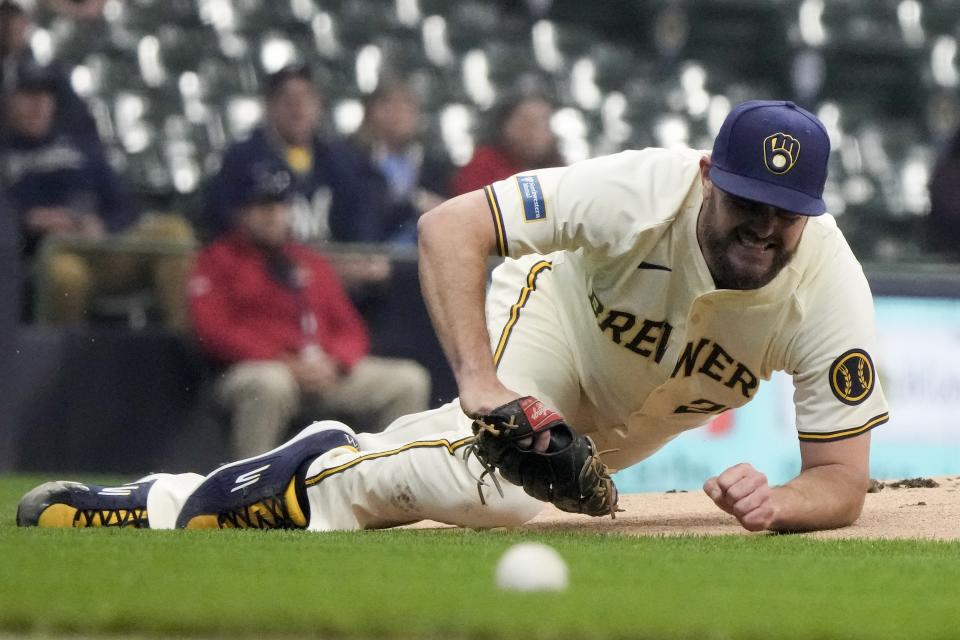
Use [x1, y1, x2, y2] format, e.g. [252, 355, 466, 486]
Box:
[337, 0, 402, 49]
[155, 25, 222, 75]
[18, 0, 941, 256]
[443, 1, 519, 52]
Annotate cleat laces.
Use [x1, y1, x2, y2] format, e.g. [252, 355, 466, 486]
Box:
[216, 494, 300, 529]
[74, 506, 149, 528]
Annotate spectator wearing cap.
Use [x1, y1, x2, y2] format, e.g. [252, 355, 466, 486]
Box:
[345, 79, 452, 245]
[189, 162, 431, 458]
[1, 61, 194, 326]
[202, 64, 382, 245]
[0, 1, 98, 140]
[2, 61, 134, 319]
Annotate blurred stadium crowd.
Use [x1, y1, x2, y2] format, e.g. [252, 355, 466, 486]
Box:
[7, 0, 960, 258]
[3, 0, 960, 470]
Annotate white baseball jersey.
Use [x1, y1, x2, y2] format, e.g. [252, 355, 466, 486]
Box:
[146, 147, 890, 532]
[482, 147, 888, 470]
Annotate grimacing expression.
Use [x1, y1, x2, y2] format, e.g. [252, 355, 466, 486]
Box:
[698, 175, 808, 291]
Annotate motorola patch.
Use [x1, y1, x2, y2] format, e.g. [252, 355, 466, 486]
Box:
[829, 349, 875, 406]
[517, 175, 546, 221]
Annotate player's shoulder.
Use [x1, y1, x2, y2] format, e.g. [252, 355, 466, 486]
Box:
[801, 214, 859, 265]
[556, 147, 705, 220]
[567, 146, 705, 177]
[793, 213, 871, 298]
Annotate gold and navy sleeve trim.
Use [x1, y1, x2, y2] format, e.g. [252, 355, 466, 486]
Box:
[492, 260, 552, 368]
[484, 185, 508, 257]
[304, 436, 474, 486]
[797, 412, 889, 442]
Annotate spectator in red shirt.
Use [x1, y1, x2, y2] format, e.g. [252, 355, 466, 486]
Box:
[451, 93, 563, 196]
[188, 161, 431, 458]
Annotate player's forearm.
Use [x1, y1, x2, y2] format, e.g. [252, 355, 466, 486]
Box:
[769, 463, 869, 532]
[418, 192, 506, 410]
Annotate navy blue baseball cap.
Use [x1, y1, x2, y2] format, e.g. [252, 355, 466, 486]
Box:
[229, 161, 294, 212]
[710, 100, 830, 216]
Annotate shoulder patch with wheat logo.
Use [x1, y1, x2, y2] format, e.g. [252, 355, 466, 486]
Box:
[829, 349, 875, 406]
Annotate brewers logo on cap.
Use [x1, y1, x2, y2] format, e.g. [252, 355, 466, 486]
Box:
[763, 132, 799, 175]
[829, 349, 875, 406]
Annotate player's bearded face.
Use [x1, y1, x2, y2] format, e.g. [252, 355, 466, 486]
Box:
[699, 188, 807, 290]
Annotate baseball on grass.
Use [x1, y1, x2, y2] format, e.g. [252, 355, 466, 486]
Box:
[495, 542, 569, 592]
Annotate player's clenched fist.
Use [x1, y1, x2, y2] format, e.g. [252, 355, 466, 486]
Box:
[703, 463, 777, 532]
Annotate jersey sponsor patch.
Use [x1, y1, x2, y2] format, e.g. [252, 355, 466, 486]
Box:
[829, 349, 875, 406]
[517, 175, 547, 221]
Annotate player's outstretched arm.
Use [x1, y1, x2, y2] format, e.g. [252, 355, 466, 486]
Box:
[418, 190, 520, 415]
[703, 434, 870, 532]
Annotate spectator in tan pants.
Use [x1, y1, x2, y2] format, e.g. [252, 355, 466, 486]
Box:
[1, 59, 194, 327]
[40, 213, 195, 329]
[188, 160, 430, 458]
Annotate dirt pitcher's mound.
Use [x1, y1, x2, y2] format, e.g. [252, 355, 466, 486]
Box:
[521, 476, 960, 540]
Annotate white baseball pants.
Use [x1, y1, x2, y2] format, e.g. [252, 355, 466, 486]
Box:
[145, 255, 582, 531]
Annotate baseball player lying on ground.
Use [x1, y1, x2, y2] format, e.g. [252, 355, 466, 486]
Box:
[18, 100, 888, 533]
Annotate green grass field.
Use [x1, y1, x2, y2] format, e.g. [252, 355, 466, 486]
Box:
[1, 474, 958, 639]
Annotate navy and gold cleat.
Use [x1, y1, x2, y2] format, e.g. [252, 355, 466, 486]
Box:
[16, 479, 155, 528]
[175, 422, 359, 530]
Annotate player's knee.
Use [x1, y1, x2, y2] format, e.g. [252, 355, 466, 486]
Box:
[295, 419, 356, 441]
[467, 486, 544, 528]
[496, 491, 544, 526]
